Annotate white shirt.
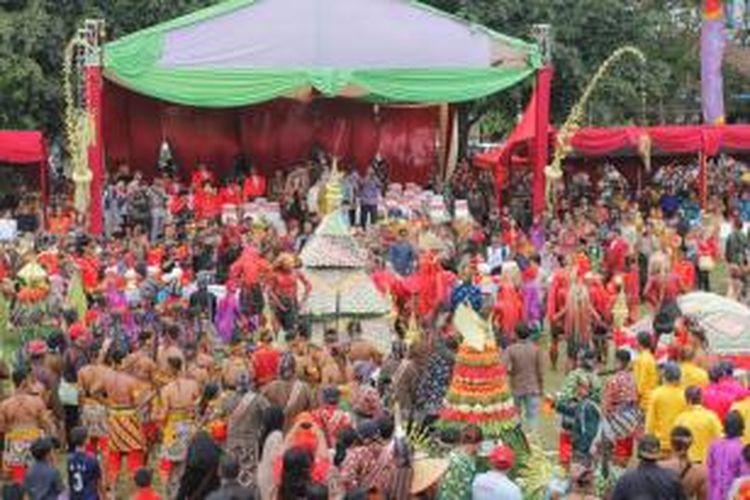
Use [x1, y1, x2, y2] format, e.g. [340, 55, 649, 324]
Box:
[486, 245, 508, 272]
[471, 470, 522, 500]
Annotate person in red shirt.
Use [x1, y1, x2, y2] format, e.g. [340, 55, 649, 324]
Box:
[606, 230, 630, 276]
[242, 166, 267, 201]
[74, 249, 100, 295]
[194, 184, 222, 221]
[251, 329, 281, 388]
[673, 251, 696, 292]
[219, 181, 242, 207]
[190, 164, 214, 191]
[268, 253, 311, 333]
[132, 468, 161, 500]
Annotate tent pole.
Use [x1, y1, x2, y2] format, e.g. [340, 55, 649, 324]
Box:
[84, 19, 106, 235]
[699, 152, 708, 209]
[531, 24, 554, 217]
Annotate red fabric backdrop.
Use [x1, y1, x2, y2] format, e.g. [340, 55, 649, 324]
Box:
[0, 131, 47, 164]
[103, 81, 439, 185]
[0, 130, 48, 212]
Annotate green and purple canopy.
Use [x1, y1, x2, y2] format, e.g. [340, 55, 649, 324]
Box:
[103, 0, 540, 107]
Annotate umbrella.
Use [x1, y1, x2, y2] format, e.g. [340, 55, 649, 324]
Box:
[623, 292, 750, 357]
[676, 292, 750, 356]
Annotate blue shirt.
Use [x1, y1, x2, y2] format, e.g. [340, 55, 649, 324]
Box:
[451, 282, 483, 312]
[388, 241, 416, 276]
[472, 471, 523, 500]
[68, 451, 101, 500]
[360, 175, 381, 206]
[24, 461, 64, 500]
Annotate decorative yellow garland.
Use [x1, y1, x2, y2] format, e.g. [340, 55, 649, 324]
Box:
[62, 36, 94, 215]
[545, 46, 646, 211]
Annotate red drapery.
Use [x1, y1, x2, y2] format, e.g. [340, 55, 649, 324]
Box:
[569, 127, 641, 155]
[103, 81, 439, 185]
[482, 124, 750, 165]
[0, 130, 48, 218]
[474, 69, 553, 214]
[532, 67, 553, 216]
[568, 125, 750, 157]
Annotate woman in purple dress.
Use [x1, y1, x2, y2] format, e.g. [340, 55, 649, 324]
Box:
[520, 265, 543, 339]
[215, 280, 240, 344]
[707, 410, 746, 500]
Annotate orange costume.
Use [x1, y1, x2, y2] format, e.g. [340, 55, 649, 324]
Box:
[48, 212, 72, 235]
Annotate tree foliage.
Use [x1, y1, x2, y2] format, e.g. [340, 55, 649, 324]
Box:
[0, 0, 220, 134]
[425, 0, 741, 138]
[0, 0, 746, 142]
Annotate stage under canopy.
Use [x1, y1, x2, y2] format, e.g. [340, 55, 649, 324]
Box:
[87, 0, 540, 231]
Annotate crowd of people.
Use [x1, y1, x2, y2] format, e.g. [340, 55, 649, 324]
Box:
[0, 150, 748, 500]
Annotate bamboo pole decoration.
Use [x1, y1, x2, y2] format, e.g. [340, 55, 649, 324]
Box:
[545, 46, 647, 211]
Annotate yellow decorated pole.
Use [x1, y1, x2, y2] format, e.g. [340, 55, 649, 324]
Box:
[546, 46, 646, 212]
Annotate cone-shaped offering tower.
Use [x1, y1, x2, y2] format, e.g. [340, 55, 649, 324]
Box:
[437, 304, 519, 440]
[300, 212, 390, 340]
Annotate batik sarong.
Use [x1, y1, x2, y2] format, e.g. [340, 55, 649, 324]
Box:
[80, 398, 109, 438]
[108, 407, 146, 452]
[3, 426, 43, 467]
[161, 410, 195, 462]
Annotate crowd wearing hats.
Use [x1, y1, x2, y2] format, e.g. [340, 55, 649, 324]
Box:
[0, 151, 749, 499]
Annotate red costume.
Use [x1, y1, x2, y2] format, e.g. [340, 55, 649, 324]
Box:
[229, 246, 270, 288]
[37, 250, 60, 275]
[606, 237, 630, 275]
[588, 276, 612, 325]
[75, 255, 100, 293]
[371, 268, 400, 297]
[48, 213, 72, 235]
[243, 174, 267, 201]
[168, 194, 187, 217]
[190, 168, 214, 190]
[623, 269, 640, 324]
[673, 259, 696, 291]
[644, 273, 683, 310]
[547, 269, 570, 368]
[407, 253, 454, 318]
[547, 270, 570, 326]
[146, 247, 164, 267]
[194, 188, 221, 220]
[493, 280, 523, 340]
[252, 343, 281, 387]
[220, 184, 242, 206]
